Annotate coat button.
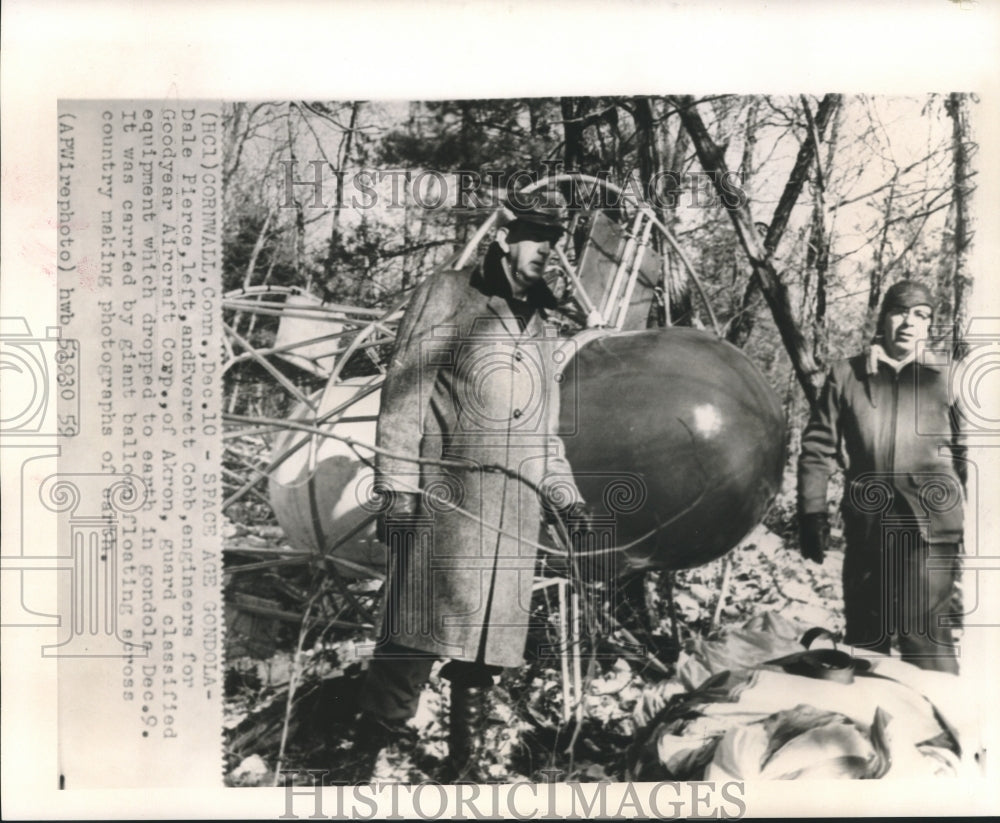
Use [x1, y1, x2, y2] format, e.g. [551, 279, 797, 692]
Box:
[514, 351, 524, 361]
[512, 408, 522, 419]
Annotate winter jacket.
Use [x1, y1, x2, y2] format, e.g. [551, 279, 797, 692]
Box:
[375, 255, 581, 667]
[798, 351, 966, 544]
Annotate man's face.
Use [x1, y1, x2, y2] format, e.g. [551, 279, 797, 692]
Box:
[882, 303, 932, 359]
[505, 220, 563, 290]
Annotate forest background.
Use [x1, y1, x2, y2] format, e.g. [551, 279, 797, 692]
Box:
[220, 93, 979, 782]
[223, 93, 976, 428]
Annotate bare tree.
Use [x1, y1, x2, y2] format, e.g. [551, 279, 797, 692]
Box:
[672, 95, 840, 408]
[725, 94, 842, 354]
[945, 92, 976, 358]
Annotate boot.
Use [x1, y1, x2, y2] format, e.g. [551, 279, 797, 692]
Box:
[446, 684, 491, 782]
[439, 661, 496, 782]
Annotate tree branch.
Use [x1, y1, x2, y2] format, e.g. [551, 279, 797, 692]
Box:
[670, 95, 826, 407]
[725, 94, 841, 356]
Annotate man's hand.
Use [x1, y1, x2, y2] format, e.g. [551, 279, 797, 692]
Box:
[799, 512, 829, 565]
[376, 491, 421, 544]
[538, 475, 583, 519]
[550, 500, 605, 551]
[561, 501, 595, 534]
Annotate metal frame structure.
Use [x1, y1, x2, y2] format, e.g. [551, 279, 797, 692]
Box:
[221, 174, 720, 682]
[222, 173, 719, 512]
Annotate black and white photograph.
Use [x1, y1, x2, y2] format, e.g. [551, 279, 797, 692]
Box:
[220, 93, 985, 791]
[2, 2, 999, 819]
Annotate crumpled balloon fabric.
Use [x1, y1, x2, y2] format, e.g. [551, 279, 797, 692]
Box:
[628, 612, 966, 780]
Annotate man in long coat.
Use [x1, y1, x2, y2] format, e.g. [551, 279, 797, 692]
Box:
[797, 280, 966, 673]
[355, 190, 585, 778]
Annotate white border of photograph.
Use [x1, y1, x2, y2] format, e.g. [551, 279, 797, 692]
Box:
[2, 0, 999, 817]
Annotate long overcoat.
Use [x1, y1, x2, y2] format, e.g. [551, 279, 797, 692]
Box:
[374, 261, 578, 667]
[798, 352, 966, 545]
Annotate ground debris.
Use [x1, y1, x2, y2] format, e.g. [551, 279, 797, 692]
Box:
[224, 520, 846, 782]
[227, 754, 272, 787]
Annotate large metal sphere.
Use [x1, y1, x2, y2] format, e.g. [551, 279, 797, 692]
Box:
[558, 327, 785, 572]
[269, 327, 785, 577]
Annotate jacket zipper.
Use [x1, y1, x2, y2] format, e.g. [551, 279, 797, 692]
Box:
[887, 370, 899, 475]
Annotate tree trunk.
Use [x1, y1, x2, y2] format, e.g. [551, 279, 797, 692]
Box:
[729, 98, 763, 340]
[632, 96, 682, 327]
[561, 97, 586, 171]
[814, 103, 842, 344]
[657, 107, 693, 323]
[671, 95, 826, 408]
[945, 92, 975, 359]
[325, 102, 362, 294]
[633, 96, 660, 187]
[284, 104, 308, 289]
[868, 176, 898, 315]
[725, 94, 842, 352]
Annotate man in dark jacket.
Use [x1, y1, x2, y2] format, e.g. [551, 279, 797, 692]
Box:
[353, 189, 587, 779]
[797, 280, 966, 673]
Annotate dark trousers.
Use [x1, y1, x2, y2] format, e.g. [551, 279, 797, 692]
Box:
[357, 641, 501, 721]
[356, 642, 435, 721]
[842, 513, 961, 674]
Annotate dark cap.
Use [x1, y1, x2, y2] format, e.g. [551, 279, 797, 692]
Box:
[504, 187, 569, 229]
[881, 280, 935, 314]
[875, 280, 935, 338]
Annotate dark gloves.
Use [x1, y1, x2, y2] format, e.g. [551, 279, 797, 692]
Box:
[799, 512, 829, 565]
[542, 493, 592, 534]
[376, 490, 421, 544]
[561, 501, 596, 534]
